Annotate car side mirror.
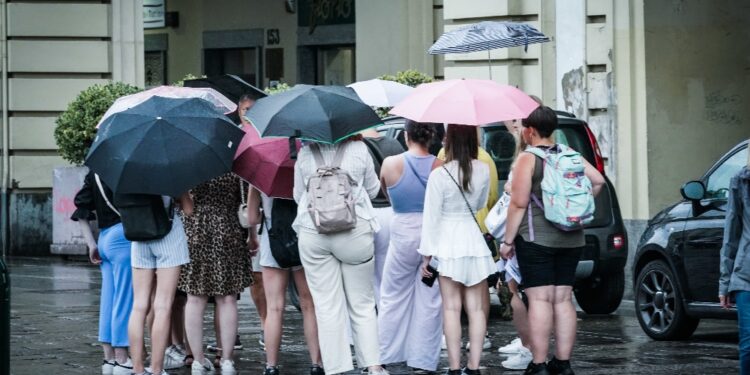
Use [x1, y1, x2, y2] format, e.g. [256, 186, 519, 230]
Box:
[681, 180, 706, 201]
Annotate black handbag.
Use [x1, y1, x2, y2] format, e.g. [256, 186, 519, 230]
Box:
[113, 193, 173, 242]
[442, 166, 499, 258]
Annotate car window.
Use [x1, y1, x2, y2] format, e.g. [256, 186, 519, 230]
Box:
[705, 146, 748, 199]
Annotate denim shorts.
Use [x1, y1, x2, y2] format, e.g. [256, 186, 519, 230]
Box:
[131, 215, 190, 269]
[515, 235, 583, 288]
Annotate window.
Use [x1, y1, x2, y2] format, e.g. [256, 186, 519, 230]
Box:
[144, 51, 167, 88]
[204, 48, 262, 86]
[705, 146, 748, 199]
[316, 46, 355, 85]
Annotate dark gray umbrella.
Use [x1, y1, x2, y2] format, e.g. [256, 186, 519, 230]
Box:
[245, 85, 382, 144]
[429, 21, 550, 79]
[85, 96, 244, 196]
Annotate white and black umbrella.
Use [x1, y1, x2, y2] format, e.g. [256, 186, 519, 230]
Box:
[429, 21, 550, 79]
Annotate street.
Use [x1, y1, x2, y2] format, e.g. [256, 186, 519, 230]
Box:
[9, 256, 740, 375]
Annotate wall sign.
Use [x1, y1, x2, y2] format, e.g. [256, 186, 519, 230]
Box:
[144, 0, 166, 29]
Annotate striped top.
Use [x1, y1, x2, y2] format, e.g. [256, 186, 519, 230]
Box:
[292, 140, 381, 233]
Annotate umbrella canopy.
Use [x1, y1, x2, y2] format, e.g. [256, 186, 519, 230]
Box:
[98, 86, 236, 127]
[428, 21, 550, 55]
[233, 125, 299, 199]
[86, 96, 244, 197]
[245, 85, 382, 144]
[347, 79, 414, 107]
[389, 79, 539, 126]
[184, 74, 267, 103]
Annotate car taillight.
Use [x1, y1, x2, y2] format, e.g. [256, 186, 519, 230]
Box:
[584, 125, 606, 175]
[612, 235, 625, 250]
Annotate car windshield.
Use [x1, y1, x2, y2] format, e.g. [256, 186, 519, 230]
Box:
[705, 145, 749, 199]
[482, 122, 597, 180]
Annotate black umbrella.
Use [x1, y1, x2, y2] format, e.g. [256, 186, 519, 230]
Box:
[245, 85, 382, 144]
[184, 74, 267, 103]
[85, 96, 244, 197]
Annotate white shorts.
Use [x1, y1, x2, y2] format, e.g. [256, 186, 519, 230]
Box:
[131, 215, 190, 269]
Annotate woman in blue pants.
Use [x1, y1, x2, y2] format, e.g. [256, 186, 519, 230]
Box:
[72, 172, 133, 375]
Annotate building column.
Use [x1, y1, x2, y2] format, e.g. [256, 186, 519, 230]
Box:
[112, 0, 145, 87]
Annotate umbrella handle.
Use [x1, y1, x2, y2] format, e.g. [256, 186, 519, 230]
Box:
[289, 130, 301, 160]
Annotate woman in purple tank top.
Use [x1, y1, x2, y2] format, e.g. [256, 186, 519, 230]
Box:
[377, 120, 443, 372]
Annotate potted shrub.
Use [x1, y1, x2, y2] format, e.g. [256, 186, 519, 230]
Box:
[50, 82, 141, 255]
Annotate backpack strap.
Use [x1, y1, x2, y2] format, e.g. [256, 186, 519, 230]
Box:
[310, 143, 326, 168]
[331, 142, 350, 168]
[94, 174, 121, 217]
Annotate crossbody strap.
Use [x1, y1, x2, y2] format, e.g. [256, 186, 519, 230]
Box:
[404, 154, 428, 188]
[94, 174, 121, 217]
[441, 165, 483, 233]
[239, 180, 246, 205]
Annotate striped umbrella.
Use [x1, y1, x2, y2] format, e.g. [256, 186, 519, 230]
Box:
[429, 21, 550, 78]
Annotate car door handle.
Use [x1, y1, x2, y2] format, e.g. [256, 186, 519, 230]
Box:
[687, 237, 723, 245]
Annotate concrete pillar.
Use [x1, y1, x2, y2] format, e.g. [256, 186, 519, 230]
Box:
[112, 0, 145, 87]
[555, 0, 586, 119]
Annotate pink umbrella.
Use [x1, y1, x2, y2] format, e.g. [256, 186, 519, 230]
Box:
[233, 124, 299, 199]
[389, 79, 539, 125]
[98, 86, 237, 127]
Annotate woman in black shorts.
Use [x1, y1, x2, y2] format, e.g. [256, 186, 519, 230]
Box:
[499, 106, 604, 375]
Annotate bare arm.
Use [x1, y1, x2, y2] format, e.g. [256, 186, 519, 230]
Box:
[77, 220, 101, 265]
[583, 159, 605, 197]
[247, 187, 263, 226]
[179, 192, 194, 216]
[500, 153, 535, 258]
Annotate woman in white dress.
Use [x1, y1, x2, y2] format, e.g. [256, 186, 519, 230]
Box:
[419, 124, 496, 375]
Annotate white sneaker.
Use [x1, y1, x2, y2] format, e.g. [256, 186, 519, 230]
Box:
[112, 359, 133, 375]
[466, 335, 491, 350]
[165, 345, 186, 368]
[220, 359, 236, 374]
[501, 346, 533, 370]
[102, 360, 115, 375]
[498, 337, 523, 354]
[191, 357, 216, 374]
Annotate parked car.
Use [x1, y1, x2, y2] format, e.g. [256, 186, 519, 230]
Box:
[378, 112, 629, 314]
[633, 139, 749, 340]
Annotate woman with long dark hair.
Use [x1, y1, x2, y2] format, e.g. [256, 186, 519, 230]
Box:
[377, 120, 443, 372]
[419, 124, 496, 375]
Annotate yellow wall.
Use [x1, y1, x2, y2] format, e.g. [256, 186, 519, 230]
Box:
[643, 0, 750, 216]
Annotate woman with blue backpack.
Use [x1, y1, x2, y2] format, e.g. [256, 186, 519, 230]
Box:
[500, 106, 604, 375]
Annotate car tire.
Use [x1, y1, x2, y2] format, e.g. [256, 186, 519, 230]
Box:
[635, 260, 699, 340]
[575, 269, 625, 314]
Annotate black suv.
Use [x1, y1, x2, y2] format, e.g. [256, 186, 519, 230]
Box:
[379, 112, 629, 314]
[633, 140, 748, 340]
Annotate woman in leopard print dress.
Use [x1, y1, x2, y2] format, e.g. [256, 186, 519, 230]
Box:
[178, 172, 253, 372]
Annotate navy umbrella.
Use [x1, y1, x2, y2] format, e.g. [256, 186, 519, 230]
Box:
[429, 21, 550, 78]
[85, 96, 245, 197]
[245, 85, 382, 144]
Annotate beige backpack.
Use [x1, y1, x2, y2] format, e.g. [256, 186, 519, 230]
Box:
[306, 143, 358, 234]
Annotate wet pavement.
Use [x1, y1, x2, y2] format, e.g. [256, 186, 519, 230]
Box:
[8, 256, 740, 374]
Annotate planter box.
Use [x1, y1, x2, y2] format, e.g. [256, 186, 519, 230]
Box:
[50, 166, 90, 255]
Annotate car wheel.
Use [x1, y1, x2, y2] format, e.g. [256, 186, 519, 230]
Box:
[635, 260, 699, 340]
[575, 269, 625, 314]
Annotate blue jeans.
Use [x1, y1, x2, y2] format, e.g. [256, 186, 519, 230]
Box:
[737, 291, 750, 374]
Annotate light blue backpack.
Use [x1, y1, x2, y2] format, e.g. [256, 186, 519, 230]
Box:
[525, 144, 595, 234]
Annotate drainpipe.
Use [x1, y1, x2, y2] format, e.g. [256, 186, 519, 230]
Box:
[1, 0, 9, 258]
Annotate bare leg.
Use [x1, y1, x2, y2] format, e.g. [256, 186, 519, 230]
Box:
[552, 286, 577, 360]
[439, 276, 464, 371]
[114, 347, 128, 364]
[293, 268, 322, 365]
[249, 271, 267, 334]
[185, 294, 209, 364]
[102, 343, 114, 361]
[525, 285, 555, 364]
[508, 281, 531, 348]
[215, 294, 239, 360]
[464, 280, 488, 370]
[128, 268, 155, 374]
[262, 267, 289, 366]
[171, 293, 187, 347]
[214, 303, 222, 349]
[149, 266, 181, 374]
